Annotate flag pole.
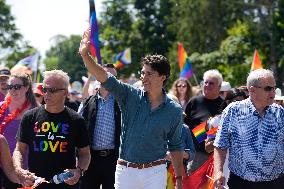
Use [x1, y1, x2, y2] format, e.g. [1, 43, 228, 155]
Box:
[193, 73, 199, 87]
[33, 53, 40, 84]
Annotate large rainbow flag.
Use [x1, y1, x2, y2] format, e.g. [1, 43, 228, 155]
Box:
[251, 49, 263, 71]
[178, 43, 193, 79]
[113, 48, 131, 69]
[183, 153, 215, 189]
[89, 0, 102, 65]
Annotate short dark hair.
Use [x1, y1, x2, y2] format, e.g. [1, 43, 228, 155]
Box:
[141, 54, 170, 85]
[103, 63, 116, 69]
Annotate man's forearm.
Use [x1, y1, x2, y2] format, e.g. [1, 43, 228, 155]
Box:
[77, 146, 91, 171]
[13, 150, 24, 170]
[170, 151, 184, 177]
[214, 147, 227, 175]
[81, 54, 108, 83]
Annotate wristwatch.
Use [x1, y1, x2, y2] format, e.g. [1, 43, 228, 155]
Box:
[76, 166, 85, 177]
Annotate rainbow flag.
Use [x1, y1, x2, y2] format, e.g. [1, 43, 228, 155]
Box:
[206, 127, 218, 139]
[89, 0, 102, 65]
[251, 50, 263, 71]
[192, 121, 207, 143]
[113, 48, 131, 69]
[183, 153, 214, 189]
[178, 43, 193, 79]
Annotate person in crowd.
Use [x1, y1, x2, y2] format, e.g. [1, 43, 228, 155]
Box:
[13, 70, 91, 189]
[219, 81, 231, 99]
[274, 88, 284, 106]
[192, 86, 202, 97]
[184, 69, 224, 173]
[64, 89, 80, 112]
[205, 88, 248, 187]
[0, 67, 11, 101]
[33, 83, 45, 105]
[0, 134, 20, 188]
[214, 69, 284, 189]
[78, 64, 121, 189]
[79, 29, 184, 189]
[166, 94, 196, 176]
[0, 73, 38, 189]
[170, 78, 193, 111]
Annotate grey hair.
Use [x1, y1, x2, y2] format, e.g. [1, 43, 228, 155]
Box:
[43, 70, 70, 88]
[203, 69, 223, 86]
[247, 69, 274, 87]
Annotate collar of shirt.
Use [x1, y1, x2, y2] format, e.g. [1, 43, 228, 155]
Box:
[97, 92, 114, 102]
[247, 97, 273, 117]
[143, 88, 168, 107]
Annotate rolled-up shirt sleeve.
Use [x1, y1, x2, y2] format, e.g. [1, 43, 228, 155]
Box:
[101, 74, 140, 109]
[214, 104, 233, 149]
[167, 109, 184, 152]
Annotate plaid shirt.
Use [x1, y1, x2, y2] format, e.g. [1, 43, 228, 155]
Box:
[92, 94, 116, 150]
[214, 98, 284, 182]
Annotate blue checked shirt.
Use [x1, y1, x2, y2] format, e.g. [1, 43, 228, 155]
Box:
[102, 75, 183, 163]
[214, 98, 284, 181]
[92, 94, 116, 150]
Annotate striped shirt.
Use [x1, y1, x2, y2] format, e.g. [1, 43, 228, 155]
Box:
[214, 98, 284, 182]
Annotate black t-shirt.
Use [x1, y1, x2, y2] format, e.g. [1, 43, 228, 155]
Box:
[16, 106, 89, 189]
[184, 95, 223, 152]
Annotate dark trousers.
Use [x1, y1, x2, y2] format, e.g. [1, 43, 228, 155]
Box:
[228, 172, 284, 189]
[80, 150, 117, 189]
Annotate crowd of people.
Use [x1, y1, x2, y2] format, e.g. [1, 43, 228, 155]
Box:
[0, 28, 283, 189]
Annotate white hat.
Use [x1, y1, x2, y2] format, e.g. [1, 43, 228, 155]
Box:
[275, 88, 284, 101]
[220, 81, 231, 92]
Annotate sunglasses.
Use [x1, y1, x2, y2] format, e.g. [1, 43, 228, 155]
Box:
[42, 87, 66, 94]
[177, 84, 187, 88]
[254, 86, 276, 92]
[6, 84, 24, 90]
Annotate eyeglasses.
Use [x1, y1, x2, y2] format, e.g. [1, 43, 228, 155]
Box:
[42, 87, 66, 94]
[140, 71, 157, 77]
[177, 84, 187, 88]
[204, 81, 216, 86]
[6, 84, 24, 90]
[254, 86, 276, 92]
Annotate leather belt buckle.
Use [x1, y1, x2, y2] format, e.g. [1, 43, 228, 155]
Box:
[137, 163, 144, 169]
[99, 150, 109, 157]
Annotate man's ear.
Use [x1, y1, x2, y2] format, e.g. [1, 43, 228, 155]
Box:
[161, 75, 166, 83]
[248, 86, 254, 93]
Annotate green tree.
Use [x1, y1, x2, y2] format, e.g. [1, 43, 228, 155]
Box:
[0, 0, 22, 49]
[44, 35, 86, 82]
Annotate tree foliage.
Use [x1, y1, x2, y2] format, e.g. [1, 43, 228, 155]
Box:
[0, 0, 22, 49]
[15, 0, 284, 90]
[44, 35, 85, 83]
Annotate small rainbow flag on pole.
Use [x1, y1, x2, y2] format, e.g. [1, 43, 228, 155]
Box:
[192, 121, 207, 143]
[251, 49, 263, 71]
[178, 43, 193, 79]
[89, 0, 102, 65]
[113, 48, 131, 69]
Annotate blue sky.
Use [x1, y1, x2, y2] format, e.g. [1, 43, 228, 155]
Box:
[6, 0, 103, 55]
